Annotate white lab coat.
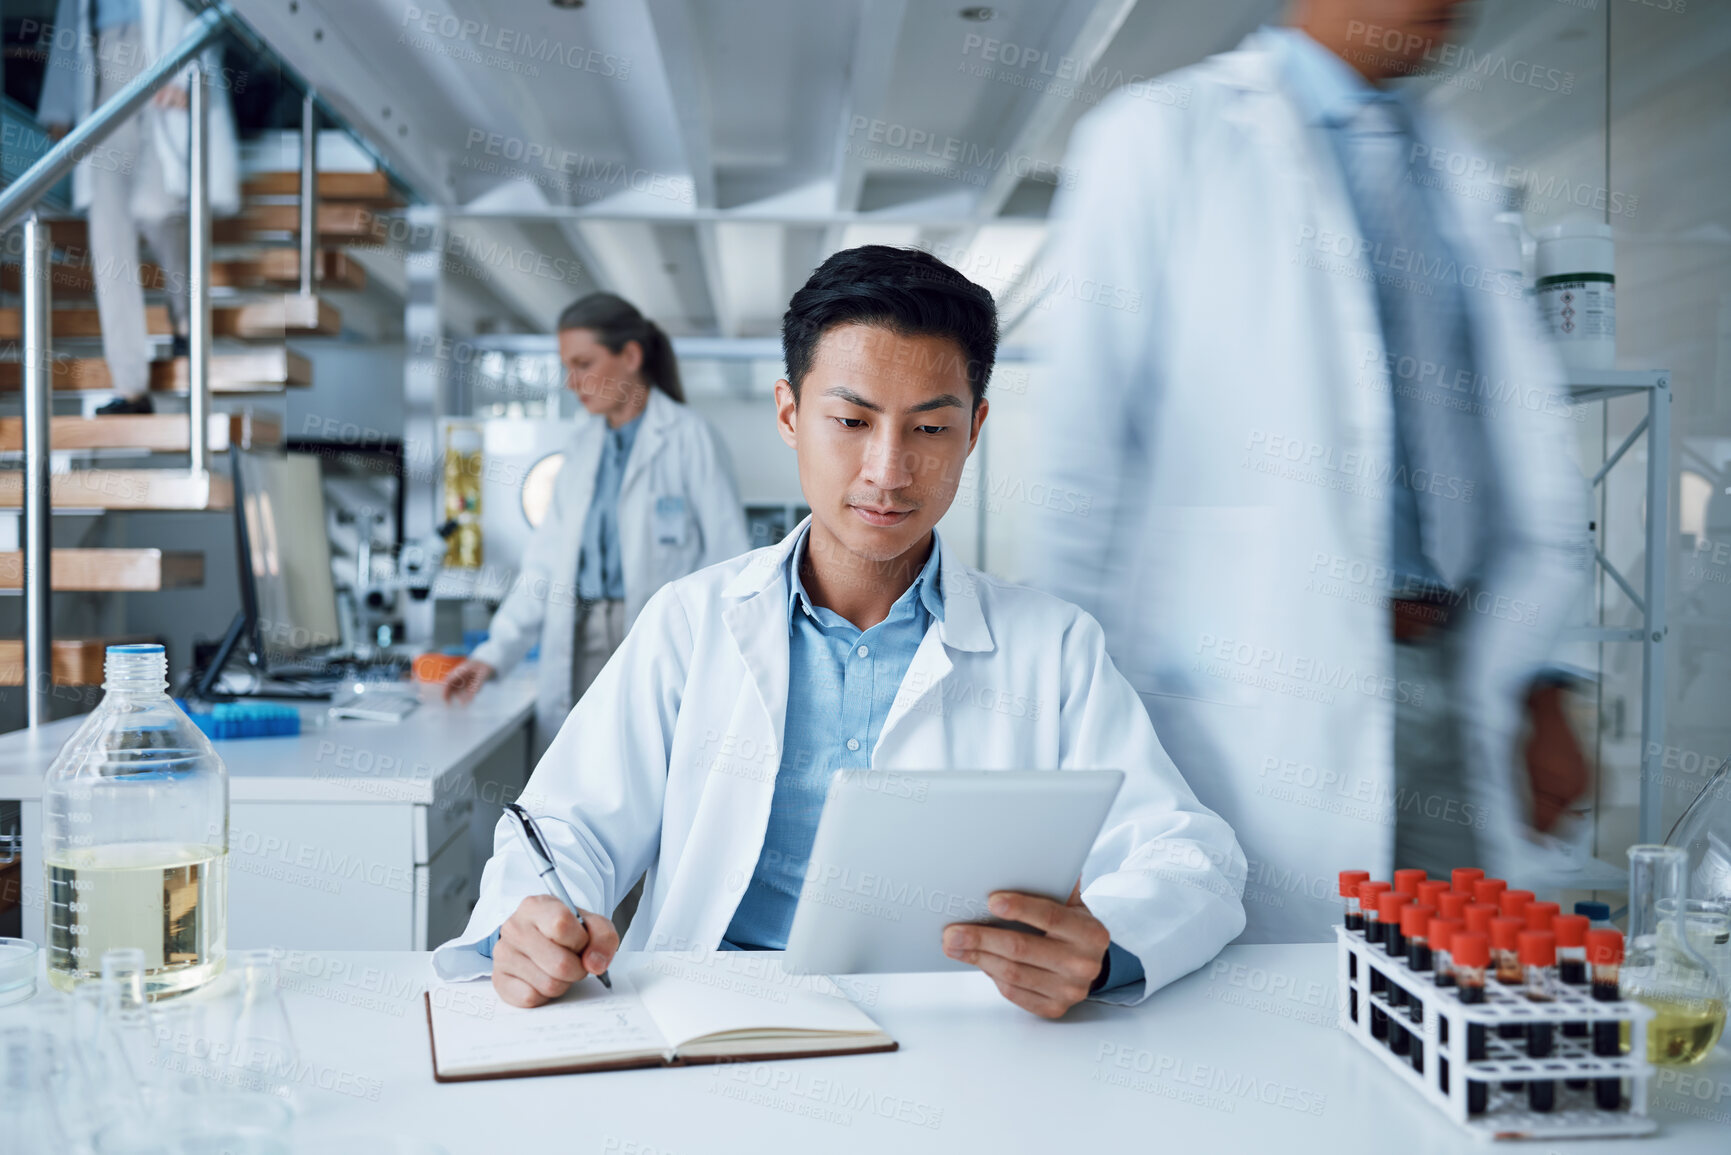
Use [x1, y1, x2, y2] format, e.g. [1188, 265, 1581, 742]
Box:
[36, 0, 240, 216]
[469, 387, 750, 750]
[434, 522, 1249, 1002]
[1024, 30, 1590, 944]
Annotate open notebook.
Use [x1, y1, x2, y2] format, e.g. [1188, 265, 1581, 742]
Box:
[426, 951, 896, 1082]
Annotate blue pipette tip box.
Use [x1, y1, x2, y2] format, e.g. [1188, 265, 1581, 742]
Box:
[175, 699, 302, 740]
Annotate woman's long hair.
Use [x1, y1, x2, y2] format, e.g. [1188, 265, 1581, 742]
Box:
[555, 293, 684, 403]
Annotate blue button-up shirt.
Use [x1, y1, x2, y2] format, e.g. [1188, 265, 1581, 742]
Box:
[1272, 26, 1464, 598]
[576, 412, 643, 601]
[93, 0, 140, 31]
[721, 525, 945, 951]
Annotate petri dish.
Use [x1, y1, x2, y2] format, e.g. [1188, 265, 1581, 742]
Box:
[0, 938, 40, 1006]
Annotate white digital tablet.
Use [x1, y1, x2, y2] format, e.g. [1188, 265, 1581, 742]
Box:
[780, 769, 1125, 975]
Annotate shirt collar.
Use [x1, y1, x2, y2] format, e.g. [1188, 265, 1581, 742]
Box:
[606, 408, 645, 451]
[1266, 24, 1398, 129]
[785, 522, 945, 630]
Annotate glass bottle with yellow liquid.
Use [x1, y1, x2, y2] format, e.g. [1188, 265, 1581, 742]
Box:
[43, 644, 228, 998]
[1620, 844, 1726, 1064]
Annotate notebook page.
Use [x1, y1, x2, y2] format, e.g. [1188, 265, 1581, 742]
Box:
[429, 973, 669, 1075]
[632, 952, 885, 1049]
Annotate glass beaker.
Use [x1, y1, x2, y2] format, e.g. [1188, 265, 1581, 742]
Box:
[1667, 759, 1731, 988]
[1619, 844, 1728, 1064]
[42, 644, 229, 997]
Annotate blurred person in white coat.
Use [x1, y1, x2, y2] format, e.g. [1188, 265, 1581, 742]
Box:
[433, 246, 1247, 1017]
[1024, 0, 1592, 943]
[442, 294, 750, 757]
[37, 0, 240, 414]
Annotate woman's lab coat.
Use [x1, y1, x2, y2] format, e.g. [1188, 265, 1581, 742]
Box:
[469, 387, 750, 750]
[37, 0, 240, 216]
[1025, 30, 1590, 943]
[435, 523, 1249, 1002]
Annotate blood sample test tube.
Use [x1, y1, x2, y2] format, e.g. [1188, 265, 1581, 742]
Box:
[1554, 914, 1590, 1081]
[1438, 891, 1469, 922]
[1340, 870, 1371, 934]
[1463, 903, 1498, 938]
[1521, 930, 1558, 1113]
[1417, 880, 1450, 912]
[1403, 904, 1437, 976]
[1380, 892, 1414, 961]
[1472, 878, 1508, 908]
[1498, 889, 1537, 922]
[1525, 901, 1561, 933]
[1451, 867, 1485, 895]
[1359, 881, 1393, 948]
[1393, 868, 1427, 897]
[1587, 929, 1624, 1112]
[1453, 932, 1490, 1115]
[1491, 918, 1526, 1039]
[1429, 917, 1464, 990]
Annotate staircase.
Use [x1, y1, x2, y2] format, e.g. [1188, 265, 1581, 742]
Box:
[1, 151, 399, 688]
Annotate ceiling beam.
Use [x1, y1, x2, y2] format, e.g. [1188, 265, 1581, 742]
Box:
[822, 0, 911, 259]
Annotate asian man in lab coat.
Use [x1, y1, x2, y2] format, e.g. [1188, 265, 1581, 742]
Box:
[1023, 0, 1592, 943]
[435, 246, 1247, 1018]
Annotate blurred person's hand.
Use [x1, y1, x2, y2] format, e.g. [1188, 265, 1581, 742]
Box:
[492, 895, 617, 1008]
[45, 123, 69, 142]
[1524, 685, 1589, 833]
[152, 84, 189, 110]
[441, 659, 494, 704]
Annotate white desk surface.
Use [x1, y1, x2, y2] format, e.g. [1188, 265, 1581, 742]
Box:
[236, 943, 1727, 1153]
[0, 666, 538, 805]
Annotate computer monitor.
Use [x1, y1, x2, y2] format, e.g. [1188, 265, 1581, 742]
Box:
[236, 449, 342, 664]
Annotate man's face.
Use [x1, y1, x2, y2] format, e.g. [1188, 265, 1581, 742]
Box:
[1339, 0, 1472, 76]
[775, 323, 987, 569]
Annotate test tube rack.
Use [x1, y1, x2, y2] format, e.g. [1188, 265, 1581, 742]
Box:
[1335, 927, 1659, 1140]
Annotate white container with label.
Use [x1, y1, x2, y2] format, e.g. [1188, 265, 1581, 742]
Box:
[1535, 221, 1615, 372]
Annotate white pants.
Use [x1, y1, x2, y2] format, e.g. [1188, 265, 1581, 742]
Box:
[85, 22, 189, 400]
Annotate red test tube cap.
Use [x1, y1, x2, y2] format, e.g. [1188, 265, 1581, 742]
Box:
[1453, 932, 1490, 969]
[1499, 889, 1537, 919]
[1439, 892, 1469, 920]
[1378, 892, 1413, 923]
[1451, 867, 1485, 895]
[1519, 930, 1557, 968]
[1553, 914, 1589, 948]
[1417, 881, 1451, 910]
[1393, 868, 1427, 897]
[1586, 929, 1624, 966]
[1358, 881, 1392, 912]
[1339, 870, 1371, 897]
[1491, 917, 1524, 952]
[1429, 917, 1464, 956]
[1526, 902, 1561, 931]
[1401, 904, 1437, 938]
[1472, 879, 1508, 905]
[1463, 903, 1498, 936]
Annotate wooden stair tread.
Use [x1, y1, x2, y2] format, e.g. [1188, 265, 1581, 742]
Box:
[0, 297, 339, 340]
[0, 469, 233, 511]
[0, 350, 311, 393]
[0, 414, 281, 453]
[242, 170, 400, 205]
[0, 305, 172, 340]
[0, 549, 203, 591]
[0, 637, 155, 686]
[242, 203, 386, 240]
[2, 251, 364, 294]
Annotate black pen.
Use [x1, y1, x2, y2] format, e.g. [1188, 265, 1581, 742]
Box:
[502, 803, 612, 989]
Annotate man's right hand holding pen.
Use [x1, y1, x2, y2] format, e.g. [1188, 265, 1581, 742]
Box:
[491, 895, 619, 1008]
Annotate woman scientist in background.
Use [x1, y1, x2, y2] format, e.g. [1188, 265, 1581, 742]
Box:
[443, 294, 750, 755]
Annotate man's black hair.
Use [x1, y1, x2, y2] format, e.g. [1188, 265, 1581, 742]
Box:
[781, 245, 998, 405]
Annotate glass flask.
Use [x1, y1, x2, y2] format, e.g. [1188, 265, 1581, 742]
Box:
[43, 644, 229, 997]
[1619, 844, 1727, 1064]
[1667, 760, 1731, 986]
[227, 949, 301, 1102]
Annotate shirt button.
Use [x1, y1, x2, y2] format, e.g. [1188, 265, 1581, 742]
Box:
[846, 738, 860, 751]
[856, 645, 869, 658]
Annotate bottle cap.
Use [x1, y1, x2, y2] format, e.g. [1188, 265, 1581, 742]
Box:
[1452, 932, 1490, 969]
[1574, 901, 1611, 922]
[1585, 928, 1624, 966]
[1463, 903, 1498, 936]
[1338, 870, 1371, 897]
[1393, 868, 1427, 897]
[1377, 892, 1413, 924]
[1499, 889, 1537, 919]
[1472, 879, 1508, 905]
[1491, 917, 1524, 951]
[1429, 918, 1465, 956]
[1438, 892, 1469, 920]
[1525, 902, 1561, 931]
[1417, 880, 1451, 910]
[1553, 914, 1589, 948]
[1358, 881, 1392, 912]
[1401, 904, 1437, 937]
[1451, 867, 1485, 894]
[1519, 930, 1557, 968]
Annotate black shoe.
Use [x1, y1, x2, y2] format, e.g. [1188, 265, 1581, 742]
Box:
[96, 394, 153, 415]
[170, 334, 190, 359]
